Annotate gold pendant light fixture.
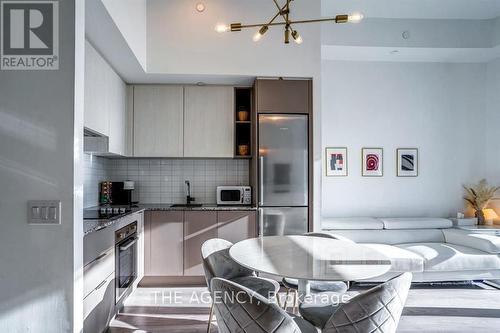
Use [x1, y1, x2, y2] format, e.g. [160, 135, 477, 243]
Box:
[215, 0, 363, 44]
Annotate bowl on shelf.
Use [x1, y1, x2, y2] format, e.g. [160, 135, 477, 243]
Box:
[238, 144, 250, 156]
[237, 110, 249, 121]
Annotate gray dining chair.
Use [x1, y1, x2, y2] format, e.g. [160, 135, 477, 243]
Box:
[282, 232, 349, 313]
[299, 272, 413, 333]
[211, 277, 317, 333]
[201, 238, 281, 332]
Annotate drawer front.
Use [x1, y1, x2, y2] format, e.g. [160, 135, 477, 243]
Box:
[83, 272, 115, 333]
[84, 226, 114, 266]
[84, 247, 115, 298]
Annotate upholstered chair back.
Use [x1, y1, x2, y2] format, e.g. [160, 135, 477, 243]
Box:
[323, 272, 412, 333]
[201, 238, 254, 287]
[210, 277, 304, 333]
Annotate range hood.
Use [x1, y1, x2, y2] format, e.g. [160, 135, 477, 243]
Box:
[84, 129, 117, 156]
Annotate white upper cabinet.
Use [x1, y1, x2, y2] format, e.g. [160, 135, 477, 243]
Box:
[84, 41, 128, 155]
[133, 85, 184, 157]
[85, 41, 109, 136]
[184, 86, 234, 158]
[107, 66, 127, 156]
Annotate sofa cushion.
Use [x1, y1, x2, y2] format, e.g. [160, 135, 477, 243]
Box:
[363, 244, 424, 272]
[380, 218, 453, 230]
[397, 243, 500, 272]
[443, 229, 500, 254]
[322, 217, 384, 230]
[329, 229, 445, 245]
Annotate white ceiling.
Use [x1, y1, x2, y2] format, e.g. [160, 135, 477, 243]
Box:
[322, 44, 500, 63]
[322, 0, 500, 20]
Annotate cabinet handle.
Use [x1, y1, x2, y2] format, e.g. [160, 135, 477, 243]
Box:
[95, 279, 107, 291]
[94, 252, 108, 262]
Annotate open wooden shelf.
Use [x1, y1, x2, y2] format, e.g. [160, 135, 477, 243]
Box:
[234, 87, 253, 159]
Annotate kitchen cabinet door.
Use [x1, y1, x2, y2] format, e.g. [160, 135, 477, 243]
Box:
[85, 41, 128, 155]
[107, 75, 127, 155]
[256, 79, 311, 114]
[184, 86, 234, 157]
[146, 211, 184, 276]
[184, 211, 218, 276]
[83, 272, 115, 333]
[217, 211, 257, 244]
[133, 85, 184, 157]
[84, 41, 109, 136]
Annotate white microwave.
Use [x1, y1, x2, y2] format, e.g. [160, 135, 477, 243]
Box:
[216, 186, 252, 205]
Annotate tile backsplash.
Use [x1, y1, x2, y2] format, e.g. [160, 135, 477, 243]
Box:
[83, 154, 110, 208]
[83, 156, 249, 207]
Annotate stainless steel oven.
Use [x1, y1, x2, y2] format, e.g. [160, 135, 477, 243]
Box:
[115, 222, 137, 303]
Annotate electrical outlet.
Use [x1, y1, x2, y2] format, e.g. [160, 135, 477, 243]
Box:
[28, 200, 61, 225]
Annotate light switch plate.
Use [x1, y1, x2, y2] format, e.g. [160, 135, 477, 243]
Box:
[28, 200, 61, 225]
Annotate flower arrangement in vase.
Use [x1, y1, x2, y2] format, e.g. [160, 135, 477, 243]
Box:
[463, 179, 500, 225]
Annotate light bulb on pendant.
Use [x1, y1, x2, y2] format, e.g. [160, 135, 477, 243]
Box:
[291, 30, 303, 44]
[195, 3, 205, 12]
[253, 25, 269, 42]
[347, 12, 364, 23]
[215, 23, 230, 33]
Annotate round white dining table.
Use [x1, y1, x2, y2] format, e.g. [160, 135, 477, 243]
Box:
[229, 235, 392, 299]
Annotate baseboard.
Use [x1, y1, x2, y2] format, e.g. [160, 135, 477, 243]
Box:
[139, 276, 207, 287]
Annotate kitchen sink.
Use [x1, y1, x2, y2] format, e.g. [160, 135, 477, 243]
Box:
[170, 204, 203, 208]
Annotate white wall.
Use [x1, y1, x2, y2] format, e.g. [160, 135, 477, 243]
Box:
[485, 57, 500, 212]
[321, 61, 487, 218]
[0, 0, 84, 331]
[101, 0, 147, 69]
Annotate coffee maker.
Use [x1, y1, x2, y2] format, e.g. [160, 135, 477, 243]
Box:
[100, 181, 137, 207]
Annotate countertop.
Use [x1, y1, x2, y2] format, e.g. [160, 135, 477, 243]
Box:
[138, 204, 257, 211]
[84, 204, 257, 235]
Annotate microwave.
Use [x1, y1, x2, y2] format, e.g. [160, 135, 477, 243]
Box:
[217, 186, 252, 205]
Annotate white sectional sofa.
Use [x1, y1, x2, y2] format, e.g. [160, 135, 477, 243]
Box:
[320, 217, 500, 282]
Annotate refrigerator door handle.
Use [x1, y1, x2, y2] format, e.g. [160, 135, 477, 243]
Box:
[259, 156, 264, 206]
[258, 208, 263, 236]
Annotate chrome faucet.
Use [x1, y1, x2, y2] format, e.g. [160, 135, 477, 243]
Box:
[185, 180, 195, 205]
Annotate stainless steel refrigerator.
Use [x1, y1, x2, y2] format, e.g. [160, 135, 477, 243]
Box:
[258, 114, 308, 236]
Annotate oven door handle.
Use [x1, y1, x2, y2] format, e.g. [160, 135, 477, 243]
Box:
[119, 237, 138, 251]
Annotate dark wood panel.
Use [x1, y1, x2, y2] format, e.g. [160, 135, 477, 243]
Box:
[256, 79, 310, 114]
[183, 211, 218, 276]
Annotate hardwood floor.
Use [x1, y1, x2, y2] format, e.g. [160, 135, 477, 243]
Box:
[108, 282, 500, 333]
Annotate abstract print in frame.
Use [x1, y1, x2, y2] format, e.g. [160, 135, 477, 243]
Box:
[362, 148, 383, 177]
[326, 147, 347, 176]
[397, 148, 418, 177]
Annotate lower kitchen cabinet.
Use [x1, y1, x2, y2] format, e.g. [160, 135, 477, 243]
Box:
[217, 211, 257, 244]
[145, 211, 184, 276]
[184, 211, 218, 276]
[83, 272, 115, 333]
[143, 209, 257, 279]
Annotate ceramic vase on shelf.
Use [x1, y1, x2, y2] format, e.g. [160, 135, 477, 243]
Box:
[238, 144, 249, 156]
[237, 107, 249, 121]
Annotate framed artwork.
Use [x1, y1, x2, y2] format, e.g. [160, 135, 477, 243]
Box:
[397, 148, 418, 177]
[326, 147, 347, 176]
[362, 148, 383, 177]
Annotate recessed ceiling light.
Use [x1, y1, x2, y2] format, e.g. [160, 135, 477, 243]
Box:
[196, 82, 206, 86]
[196, 3, 205, 12]
[390, 50, 399, 55]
